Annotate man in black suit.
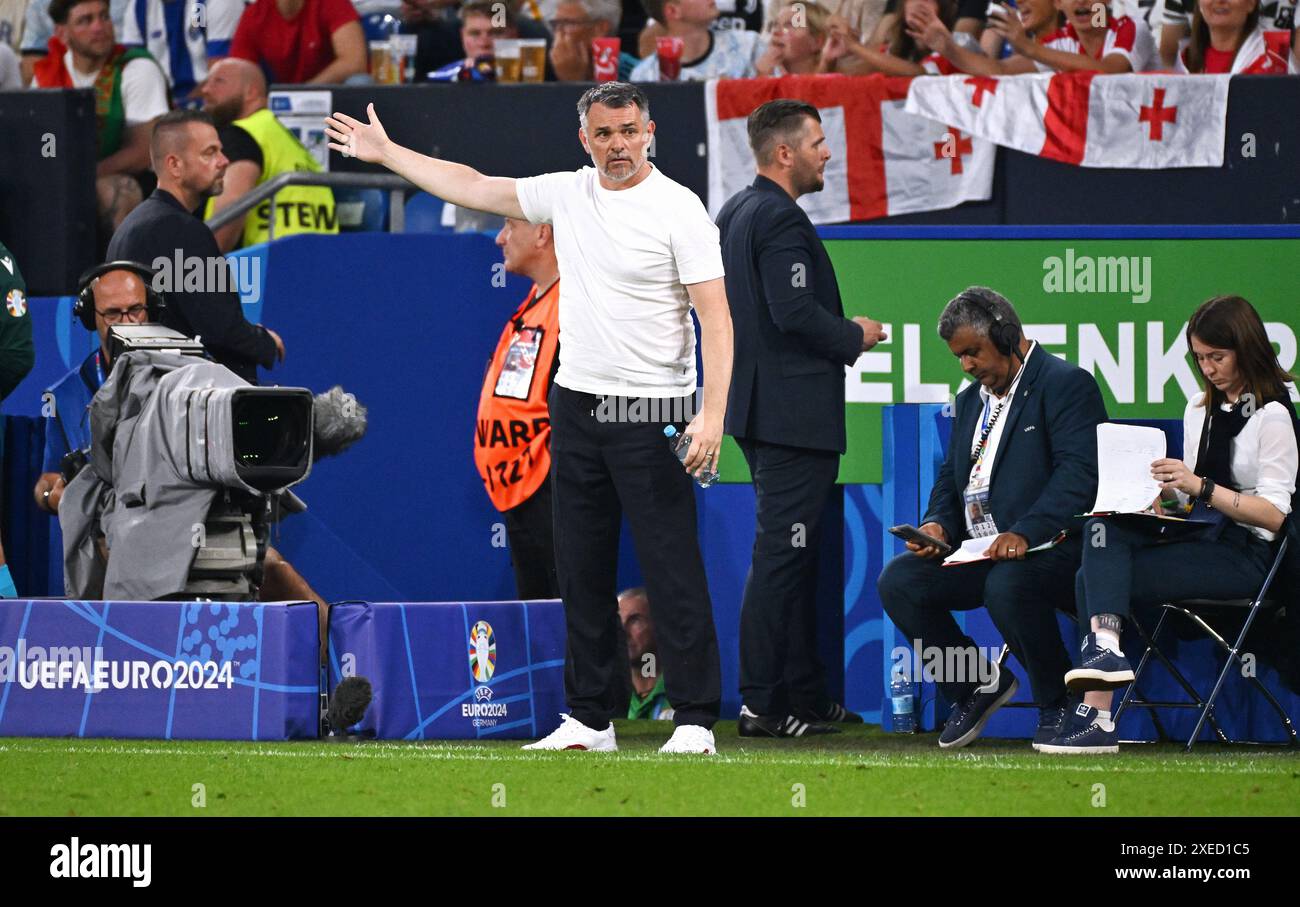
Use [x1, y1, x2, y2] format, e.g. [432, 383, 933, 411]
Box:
[717, 100, 887, 738]
[107, 109, 284, 385]
[877, 287, 1108, 750]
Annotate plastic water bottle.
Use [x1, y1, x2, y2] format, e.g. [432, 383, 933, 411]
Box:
[890, 668, 916, 733]
[664, 425, 719, 488]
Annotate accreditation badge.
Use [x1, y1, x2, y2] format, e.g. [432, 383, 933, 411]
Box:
[964, 480, 999, 539]
[493, 326, 543, 400]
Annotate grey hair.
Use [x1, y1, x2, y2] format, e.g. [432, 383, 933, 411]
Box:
[937, 286, 1022, 342]
[577, 81, 649, 132]
[312, 385, 368, 460]
[575, 0, 621, 29]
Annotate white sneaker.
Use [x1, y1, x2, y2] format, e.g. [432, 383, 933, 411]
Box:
[659, 724, 717, 755]
[521, 714, 617, 751]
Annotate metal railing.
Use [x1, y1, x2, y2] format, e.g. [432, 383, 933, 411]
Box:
[204, 172, 416, 239]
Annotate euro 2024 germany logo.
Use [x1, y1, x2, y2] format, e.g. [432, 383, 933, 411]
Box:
[468, 620, 496, 683]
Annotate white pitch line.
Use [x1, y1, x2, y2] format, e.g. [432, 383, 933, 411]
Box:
[0, 741, 1295, 776]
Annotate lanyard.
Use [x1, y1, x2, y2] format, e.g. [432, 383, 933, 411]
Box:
[968, 349, 1030, 470]
[512, 278, 557, 332]
[969, 397, 1006, 469]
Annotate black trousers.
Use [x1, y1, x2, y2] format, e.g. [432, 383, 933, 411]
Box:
[548, 384, 721, 730]
[502, 477, 560, 600]
[736, 439, 840, 716]
[876, 537, 1081, 709]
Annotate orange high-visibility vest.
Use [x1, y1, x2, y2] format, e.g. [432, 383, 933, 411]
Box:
[474, 280, 560, 512]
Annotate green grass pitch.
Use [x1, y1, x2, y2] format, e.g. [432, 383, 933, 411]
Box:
[2, 722, 1297, 817]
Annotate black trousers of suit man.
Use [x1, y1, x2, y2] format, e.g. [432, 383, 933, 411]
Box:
[736, 440, 840, 716]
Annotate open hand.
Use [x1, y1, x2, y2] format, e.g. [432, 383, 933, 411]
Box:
[906, 4, 951, 51]
[324, 103, 391, 164]
[550, 29, 591, 81]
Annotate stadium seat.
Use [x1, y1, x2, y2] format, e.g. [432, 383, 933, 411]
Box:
[334, 188, 390, 232]
[1113, 521, 1299, 752]
[404, 191, 454, 234]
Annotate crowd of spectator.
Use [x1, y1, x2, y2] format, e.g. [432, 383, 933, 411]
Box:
[3, 0, 1294, 93]
[0, 0, 1294, 236]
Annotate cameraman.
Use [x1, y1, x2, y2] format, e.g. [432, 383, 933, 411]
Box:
[33, 262, 329, 662]
[34, 262, 148, 516]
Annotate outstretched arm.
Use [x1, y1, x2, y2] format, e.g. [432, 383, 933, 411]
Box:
[325, 103, 526, 219]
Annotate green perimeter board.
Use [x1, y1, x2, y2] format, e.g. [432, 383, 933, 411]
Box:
[718, 238, 1299, 485]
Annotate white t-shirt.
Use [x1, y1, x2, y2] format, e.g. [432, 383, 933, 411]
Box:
[514, 164, 725, 397]
[62, 49, 171, 125]
[1180, 392, 1298, 542]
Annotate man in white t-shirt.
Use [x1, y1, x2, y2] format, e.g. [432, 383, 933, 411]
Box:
[324, 82, 734, 756]
[30, 0, 169, 231]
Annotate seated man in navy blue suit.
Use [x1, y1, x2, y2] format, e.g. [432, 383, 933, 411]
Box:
[877, 287, 1107, 750]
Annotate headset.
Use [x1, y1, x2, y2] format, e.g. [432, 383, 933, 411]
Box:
[961, 289, 1023, 361]
[73, 260, 167, 331]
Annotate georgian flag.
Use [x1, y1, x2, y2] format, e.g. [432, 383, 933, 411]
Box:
[704, 75, 994, 224]
[903, 72, 1231, 168]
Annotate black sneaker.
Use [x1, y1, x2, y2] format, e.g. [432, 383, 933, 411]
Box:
[738, 705, 840, 738]
[1065, 633, 1135, 693]
[793, 702, 865, 724]
[1031, 704, 1067, 752]
[938, 670, 1019, 749]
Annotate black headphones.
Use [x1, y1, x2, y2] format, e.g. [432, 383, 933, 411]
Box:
[73, 260, 167, 331]
[961, 290, 1022, 358]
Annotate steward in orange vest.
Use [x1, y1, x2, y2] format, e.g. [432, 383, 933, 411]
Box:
[474, 219, 561, 599]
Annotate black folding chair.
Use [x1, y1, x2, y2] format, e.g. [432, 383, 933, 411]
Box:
[1113, 532, 1298, 752]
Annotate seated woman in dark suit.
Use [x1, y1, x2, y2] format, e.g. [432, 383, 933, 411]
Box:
[1042, 296, 1300, 754]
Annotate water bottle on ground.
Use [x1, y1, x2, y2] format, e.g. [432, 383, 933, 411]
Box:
[890, 668, 916, 733]
[664, 425, 719, 488]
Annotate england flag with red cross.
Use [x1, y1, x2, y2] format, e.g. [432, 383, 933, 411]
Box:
[704, 75, 994, 224]
[903, 72, 1231, 168]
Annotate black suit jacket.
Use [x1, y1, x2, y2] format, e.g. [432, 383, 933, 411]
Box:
[716, 176, 863, 453]
[107, 189, 277, 384]
[923, 345, 1109, 548]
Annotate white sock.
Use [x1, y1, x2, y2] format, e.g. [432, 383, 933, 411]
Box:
[1095, 628, 1121, 653]
[1094, 708, 1114, 731]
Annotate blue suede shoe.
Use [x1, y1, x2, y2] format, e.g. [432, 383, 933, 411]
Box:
[1065, 633, 1135, 693]
[1031, 704, 1067, 752]
[938, 669, 1018, 749]
[1037, 702, 1119, 755]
